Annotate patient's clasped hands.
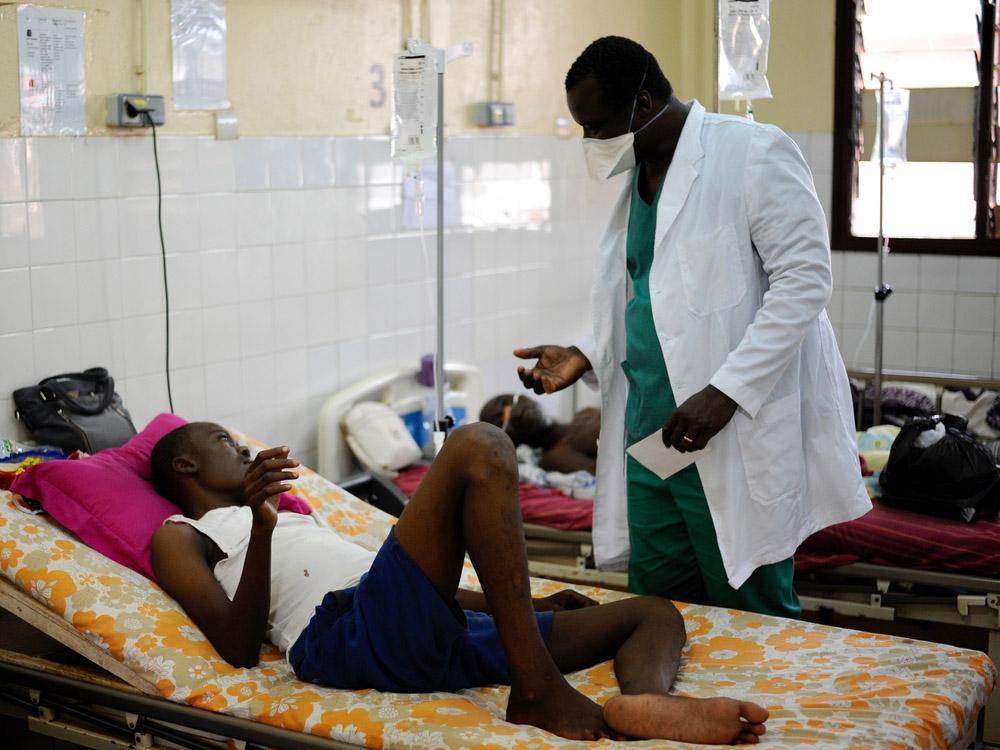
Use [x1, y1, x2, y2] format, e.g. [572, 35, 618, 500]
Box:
[243, 446, 299, 532]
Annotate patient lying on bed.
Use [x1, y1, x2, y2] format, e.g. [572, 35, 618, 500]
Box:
[149, 421, 768, 744]
[480, 394, 600, 474]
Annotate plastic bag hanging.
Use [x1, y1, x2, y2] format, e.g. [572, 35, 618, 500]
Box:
[391, 52, 438, 163]
[170, 0, 230, 111]
[872, 88, 910, 166]
[718, 0, 773, 102]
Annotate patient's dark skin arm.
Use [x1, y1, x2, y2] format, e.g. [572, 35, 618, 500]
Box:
[152, 448, 295, 668]
[538, 408, 601, 475]
[457, 588, 597, 614]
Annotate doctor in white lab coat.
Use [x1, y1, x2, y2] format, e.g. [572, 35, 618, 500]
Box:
[514, 37, 870, 616]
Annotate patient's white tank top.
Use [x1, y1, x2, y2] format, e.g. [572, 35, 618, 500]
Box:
[165, 506, 376, 652]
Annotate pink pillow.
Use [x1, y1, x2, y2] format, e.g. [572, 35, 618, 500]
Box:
[11, 413, 310, 580]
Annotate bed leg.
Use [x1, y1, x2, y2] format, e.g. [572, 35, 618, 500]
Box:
[984, 629, 1000, 746]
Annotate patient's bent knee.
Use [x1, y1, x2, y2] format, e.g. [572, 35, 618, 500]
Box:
[448, 422, 517, 481]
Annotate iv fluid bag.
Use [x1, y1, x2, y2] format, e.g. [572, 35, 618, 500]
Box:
[872, 89, 910, 166]
[719, 0, 772, 102]
[392, 53, 437, 162]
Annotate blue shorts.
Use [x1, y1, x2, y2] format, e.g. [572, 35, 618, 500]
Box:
[288, 528, 554, 693]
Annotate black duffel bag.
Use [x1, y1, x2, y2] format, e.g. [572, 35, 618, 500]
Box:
[13, 368, 137, 453]
[880, 415, 1000, 523]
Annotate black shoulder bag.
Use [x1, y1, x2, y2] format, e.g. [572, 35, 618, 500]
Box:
[13, 368, 137, 453]
[880, 415, 1000, 523]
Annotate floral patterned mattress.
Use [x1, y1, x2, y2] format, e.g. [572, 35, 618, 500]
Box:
[0, 434, 995, 750]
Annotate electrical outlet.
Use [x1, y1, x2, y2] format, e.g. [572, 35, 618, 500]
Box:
[474, 101, 515, 127]
[106, 94, 166, 127]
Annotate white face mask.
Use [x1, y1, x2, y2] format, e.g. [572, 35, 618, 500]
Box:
[581, 79, 670, 181]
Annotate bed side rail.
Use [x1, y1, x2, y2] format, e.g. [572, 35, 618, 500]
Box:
[847, 368, 1000, 430]
[317, 363, 483, 483]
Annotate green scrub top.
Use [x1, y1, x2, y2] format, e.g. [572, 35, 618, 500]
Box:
[621, 167, 799, 617]
[623, 171, 671, 447]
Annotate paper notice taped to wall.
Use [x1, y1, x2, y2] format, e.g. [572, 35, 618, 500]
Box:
[17, 5, 87, 135]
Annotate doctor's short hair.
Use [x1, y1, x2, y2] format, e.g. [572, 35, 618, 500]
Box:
[565, 36, 673, 113]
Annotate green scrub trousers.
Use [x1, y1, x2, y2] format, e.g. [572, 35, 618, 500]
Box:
[623, 171, 799, 618]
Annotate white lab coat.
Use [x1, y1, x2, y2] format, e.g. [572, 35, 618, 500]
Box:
[578, 101, 871, 588]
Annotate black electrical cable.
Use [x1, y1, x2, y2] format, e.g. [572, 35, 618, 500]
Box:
[142, 110, 174, 414]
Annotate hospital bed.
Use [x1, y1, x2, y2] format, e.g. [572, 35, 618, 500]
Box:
[794, 368, 1000, 743]
[318, 364, 1000, 743]
[317, 363, 483, 484]
[0, 427, 996, 750]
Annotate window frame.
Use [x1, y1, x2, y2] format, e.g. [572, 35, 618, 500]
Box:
[831, 0, 1000, 256]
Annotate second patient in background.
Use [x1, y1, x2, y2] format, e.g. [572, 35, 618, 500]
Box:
[480, 393, 600, 475]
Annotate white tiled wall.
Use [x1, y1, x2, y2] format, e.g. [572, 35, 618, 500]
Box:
[3, 128, 997, 470]
[829, 250, 1000, 377]
[0, 134, 619, 468]
[790, 132, 1000, 380]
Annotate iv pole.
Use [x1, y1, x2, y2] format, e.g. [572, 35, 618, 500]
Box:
[405, 39, 472, 454]
[871, 72, 894, 426]
[713, 2, 720, 114]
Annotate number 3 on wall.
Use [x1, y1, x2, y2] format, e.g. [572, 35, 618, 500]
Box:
[370, 63, 386, 108]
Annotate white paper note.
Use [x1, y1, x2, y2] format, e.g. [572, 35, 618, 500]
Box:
[626, 431, 709, 480]
[17, 5, 87, 135]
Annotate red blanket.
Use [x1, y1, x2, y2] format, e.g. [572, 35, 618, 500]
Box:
[393, 464, 594, 531]
[795, 499, 1000, 577]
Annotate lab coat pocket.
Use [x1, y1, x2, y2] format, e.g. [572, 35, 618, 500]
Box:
[678, 224, 746, 315]
[734, 393, 805, 506]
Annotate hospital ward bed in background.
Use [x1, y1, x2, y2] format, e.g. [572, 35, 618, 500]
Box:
[0, 426, 996, 750]
[795, 368, 1000, 744]
[316, 363, 626, 589]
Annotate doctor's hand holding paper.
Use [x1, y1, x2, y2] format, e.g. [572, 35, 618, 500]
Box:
[660, 385, 737, 454]
[512, 36, 870, 618]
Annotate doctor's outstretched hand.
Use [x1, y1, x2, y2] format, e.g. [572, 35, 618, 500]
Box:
[514, 345, 592, 395]
[662, 385, 738, 453]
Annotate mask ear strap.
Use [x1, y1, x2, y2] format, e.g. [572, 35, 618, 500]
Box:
[634, 99, 671, 136]
[628, 60, 651, 131]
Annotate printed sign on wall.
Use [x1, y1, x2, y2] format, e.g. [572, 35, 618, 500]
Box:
[17, 5, 87, 135]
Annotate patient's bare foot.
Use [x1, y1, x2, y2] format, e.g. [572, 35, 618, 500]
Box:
[604, 694, 768, 745]
[507, 680, 610, 741]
